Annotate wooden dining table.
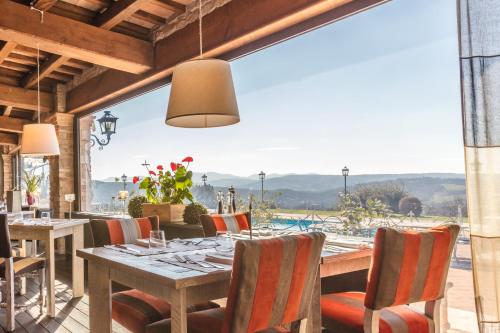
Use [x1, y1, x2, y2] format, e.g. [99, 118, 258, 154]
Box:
[8, 218, 89, 317]
[79, 236, 372, 333]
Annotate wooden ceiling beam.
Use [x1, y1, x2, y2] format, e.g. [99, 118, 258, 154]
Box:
[22, 55, 69, 88]
[0, 83, 53, 112]
[0, 132, 18, 146]
[0, 1, 153, 74]
[67, 0, 388, 114]
[3, 106, 13, 117]
[154, 0, 185, 13]
[0, 116, 31, 133]
[95, 0, 149, 30]
[31, 0, 59, 11]
[0, 41, 18, 65]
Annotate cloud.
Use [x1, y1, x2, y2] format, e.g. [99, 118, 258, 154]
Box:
[256, 147, 301, 152]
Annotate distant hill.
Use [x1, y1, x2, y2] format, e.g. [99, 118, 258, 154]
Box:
[90, 173, 466, 214]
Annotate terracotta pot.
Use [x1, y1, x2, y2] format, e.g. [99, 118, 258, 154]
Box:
[142, 203, 185, 224]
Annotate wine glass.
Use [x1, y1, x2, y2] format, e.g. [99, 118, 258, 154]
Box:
[149, 230, 166, 249]
[65, 194, 75, 220]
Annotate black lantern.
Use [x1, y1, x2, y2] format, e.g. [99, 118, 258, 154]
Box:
[121, 174, 127, 191]
[201, 174, 208, 186]
[91, 111, 119, 150]
[342, 166, 349, 195]
[258, 171, 266, 202]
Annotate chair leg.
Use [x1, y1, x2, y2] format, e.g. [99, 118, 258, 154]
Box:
[425, 299, 442, 333]
[5, 258, 15, 332]
[363, 308, 380, 333]
[39, 268, 46, 312]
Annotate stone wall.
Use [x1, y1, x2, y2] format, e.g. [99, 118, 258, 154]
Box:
[78, 115, 94, 212]
[49, 113, 74, 218]
[1, 154, 13, 198]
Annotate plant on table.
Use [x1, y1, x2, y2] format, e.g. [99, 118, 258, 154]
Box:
[133, 157, 194, 204]
[128, 195, 147, 218]
[23, 170, 42, 206]
[183, 202, 208, 225]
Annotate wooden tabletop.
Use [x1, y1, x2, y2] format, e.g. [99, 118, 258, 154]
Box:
[78, 238, 372, 290]
[8, 218, 89, 231]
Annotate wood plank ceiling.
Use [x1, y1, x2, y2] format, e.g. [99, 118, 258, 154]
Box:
[0, 0, 389, 151]
[0, 0, 190, 150]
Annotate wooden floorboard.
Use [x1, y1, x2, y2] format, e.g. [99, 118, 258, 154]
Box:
[0, 255, 130, 333]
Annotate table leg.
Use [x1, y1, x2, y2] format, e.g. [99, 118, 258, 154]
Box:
[88, 262, 112, 333]
[72, 225, 84, 298]
[45, 231, 56, 317]
[306, 268, 321, 333]
[170, 288, 188, 333]
[18, 240, 27, 295]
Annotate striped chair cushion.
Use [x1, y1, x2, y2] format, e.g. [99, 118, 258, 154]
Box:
[365, 224, 460, 309]
[321, 292, 433, 333]
[0, 257, 45, 278]
[201, 213, 250, 237]
[112, 290, 220, 333]
[145, 308, 290, 333]
[91, 216, 159, 247]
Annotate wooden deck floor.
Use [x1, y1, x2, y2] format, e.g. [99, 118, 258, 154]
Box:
[0, 254, 128, 333]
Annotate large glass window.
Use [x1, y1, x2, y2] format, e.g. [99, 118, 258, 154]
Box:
[78, 0, 475, 331]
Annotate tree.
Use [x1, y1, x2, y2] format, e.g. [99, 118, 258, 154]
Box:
[354, 182, 407, 212]
[399, 196, 423, 217]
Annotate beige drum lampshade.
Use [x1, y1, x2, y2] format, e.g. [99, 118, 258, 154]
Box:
[166, 59, 240, 128]
[20, 123, 60, 156]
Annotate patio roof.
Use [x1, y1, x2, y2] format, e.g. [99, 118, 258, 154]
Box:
[0, 0, 387, 152]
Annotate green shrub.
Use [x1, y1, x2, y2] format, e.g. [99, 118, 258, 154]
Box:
[183, 202, 208, 225]
[128, 195, 147, 218]
[398, 196, 423, 217]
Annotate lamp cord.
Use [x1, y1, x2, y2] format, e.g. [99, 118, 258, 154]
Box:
[199, 0, 203, 59]
[30, 4, 44, 124]
[37, 44, 40, 124]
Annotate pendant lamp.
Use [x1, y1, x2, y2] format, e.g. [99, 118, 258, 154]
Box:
[20, 44, 60, 156]
[166, 0, 239, 128]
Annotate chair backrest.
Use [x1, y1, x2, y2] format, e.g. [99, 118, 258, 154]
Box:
[0, 214, 12, 258]
[91, 216, 160, 247]
[35, 208, 54, 218]
[200, 212, 251, 237]
[365, 224, 460, 310]
[222, 232, 325, 333]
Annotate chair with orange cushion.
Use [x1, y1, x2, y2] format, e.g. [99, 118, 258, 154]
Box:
[200, 212, 251, 237]
[144, 232, 326, 333]
[90, 216, 219, 333]
[321, 224, 460, 333]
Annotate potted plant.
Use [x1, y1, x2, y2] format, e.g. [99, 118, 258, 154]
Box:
[23, 170, 41, 207]
[134, 157, 194, 223]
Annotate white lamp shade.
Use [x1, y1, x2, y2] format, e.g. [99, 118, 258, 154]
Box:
[166, 59, 240, 128]
[20, 123, 60, 156]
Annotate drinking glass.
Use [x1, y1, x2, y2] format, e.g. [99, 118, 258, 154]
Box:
[40, 211, 51, 223]
[149, 230, 166, 249]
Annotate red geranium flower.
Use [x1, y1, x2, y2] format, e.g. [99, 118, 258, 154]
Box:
[157, 165, 164, 170]
[132, 176, 139, 184]
[149, 170, 156, 176]
[182, 156, 193, 163]
[170, 162, 177, 171]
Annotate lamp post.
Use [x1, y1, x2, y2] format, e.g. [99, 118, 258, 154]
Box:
[259, 171, 266, 202]
[202, 174, 207, 186]
[121, 174, 127, 191]
[342, 166, 349, 195]
[90, 111, 119, 150]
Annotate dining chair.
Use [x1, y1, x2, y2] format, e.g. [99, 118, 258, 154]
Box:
[145, 232, 326, 333]
[92, 216, 219, 333]
[0, 213, 46, 331]
[321, 224, 460, 333]
[200, 212, 251, 237]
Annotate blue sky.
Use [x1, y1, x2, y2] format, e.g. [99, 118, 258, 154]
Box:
[87, 0, 463, 180]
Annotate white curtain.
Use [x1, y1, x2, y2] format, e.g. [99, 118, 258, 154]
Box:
[458, 0, 500, 332]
